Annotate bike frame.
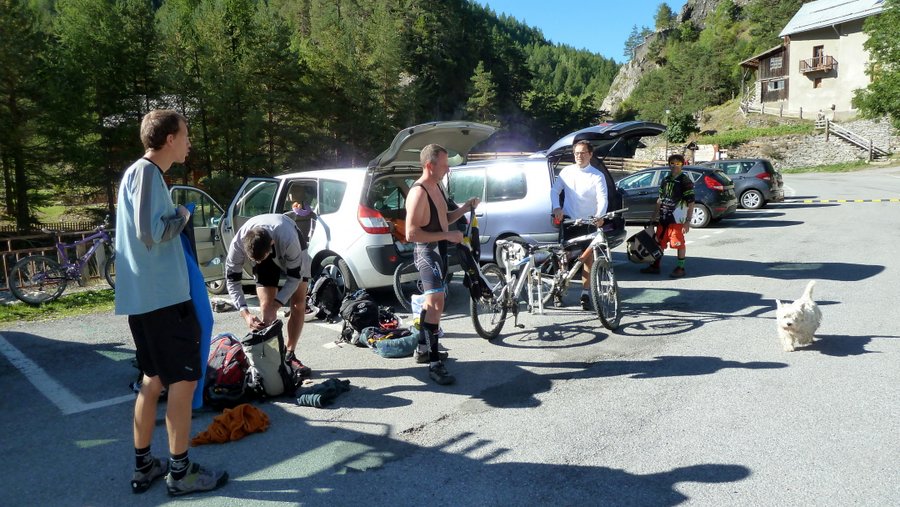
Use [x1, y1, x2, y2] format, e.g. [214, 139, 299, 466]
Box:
[497, 240, 545, 320]
[53, 228, 112, 278]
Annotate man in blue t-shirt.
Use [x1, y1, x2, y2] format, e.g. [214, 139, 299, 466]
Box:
[116, 110, 227, 496]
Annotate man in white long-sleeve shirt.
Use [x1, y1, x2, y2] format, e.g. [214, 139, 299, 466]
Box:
[225, 213, 312, 377]
[551, 140, 608, 310]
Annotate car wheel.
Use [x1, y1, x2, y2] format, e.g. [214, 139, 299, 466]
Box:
[690, 204, 711, 228]
[740, 189, 765, 210]
[322, 257, 358, 299]
[206, 279, 228, 295]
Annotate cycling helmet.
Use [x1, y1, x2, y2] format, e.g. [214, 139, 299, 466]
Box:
[626, 229, 662, 264]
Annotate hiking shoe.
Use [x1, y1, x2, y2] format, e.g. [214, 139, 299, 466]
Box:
[287, 354, 312, 378]
[670, 267, 686, 278]
[414, 348, 449, 364]
[428, 362, 455, 385]
[131, 457, 167, 494]
[580, 293, 591, 311]
[640, 265, 661, 274]
[166, 463, 228, 497]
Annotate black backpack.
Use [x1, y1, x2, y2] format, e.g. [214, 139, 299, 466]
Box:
[308, 274, 341, 323]
[340, 290, 381, 341]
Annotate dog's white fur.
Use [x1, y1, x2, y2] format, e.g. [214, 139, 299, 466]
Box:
[775, 281, 822, 351]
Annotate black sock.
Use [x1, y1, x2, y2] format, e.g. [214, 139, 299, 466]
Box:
[423, 321, 440, 362]
[135, 446, 153, 473]
[169, 451, 190, 480]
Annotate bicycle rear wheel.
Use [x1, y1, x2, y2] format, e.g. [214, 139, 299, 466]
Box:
[590, 254, 620, 330]
[104, 252, 116, 289]
[9, 255, 68, 305]
[393, 259, 423, 312]
[469, 263, 507, 340]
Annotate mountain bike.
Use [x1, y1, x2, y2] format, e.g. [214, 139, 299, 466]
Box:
[536, 208, 628, 330]
[469, 238, 549, 340]
[8, 223, 116, 305]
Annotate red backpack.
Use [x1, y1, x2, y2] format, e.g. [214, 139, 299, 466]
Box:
[204, 333, 250, 408]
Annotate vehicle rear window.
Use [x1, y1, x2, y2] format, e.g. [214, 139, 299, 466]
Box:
[485, 169, 526, 202]
[761, 160, 777, 174]
[720, 162, 745, 175]
[319, 179, 346, 215]
[710, 170, 733, 185]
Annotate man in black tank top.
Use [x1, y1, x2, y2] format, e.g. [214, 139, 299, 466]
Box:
[405, 144, 479, 385]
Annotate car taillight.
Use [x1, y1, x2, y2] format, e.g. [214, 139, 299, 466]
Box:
[357, 204, 391, 234]
[703, 175, 724, 191]
[756, 172, 772, 181]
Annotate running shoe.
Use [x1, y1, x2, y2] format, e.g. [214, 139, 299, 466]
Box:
[166, 463, 228, 497]
[428, 362, 455, 385]
[131, 457, 167, 494]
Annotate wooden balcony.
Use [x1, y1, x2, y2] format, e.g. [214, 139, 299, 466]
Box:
[800, 56, 836, 73]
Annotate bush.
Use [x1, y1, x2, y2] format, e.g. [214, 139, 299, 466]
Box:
[199, 172, 244, 208]
[697, 124, 814, 147]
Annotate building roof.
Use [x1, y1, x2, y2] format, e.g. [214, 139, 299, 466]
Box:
[740, 44, 786, 68]
[779, 0, 885, 37]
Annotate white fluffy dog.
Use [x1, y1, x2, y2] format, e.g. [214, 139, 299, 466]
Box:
[775, 281, 822, 351]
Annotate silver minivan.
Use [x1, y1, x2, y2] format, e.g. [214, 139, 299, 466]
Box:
[449, 121, 666, 262]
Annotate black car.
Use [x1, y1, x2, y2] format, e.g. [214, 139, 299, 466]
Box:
[616, 166, 738, 228]
[699, 158, 784, 209]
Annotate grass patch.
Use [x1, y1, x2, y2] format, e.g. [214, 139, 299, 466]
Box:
[0, 289, 114, 325]
[781, 161, 874, 173]
[697, 124, 815, 147]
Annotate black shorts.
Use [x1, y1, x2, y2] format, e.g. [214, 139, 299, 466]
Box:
[414, 242, 445, 294]
[253, 251, 311, 288]
[128, 300, 201, 386]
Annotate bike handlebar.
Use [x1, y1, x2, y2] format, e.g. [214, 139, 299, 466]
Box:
[556, 208, 629, 227]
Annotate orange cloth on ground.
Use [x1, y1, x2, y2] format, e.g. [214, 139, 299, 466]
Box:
[191, 403, 270, 446]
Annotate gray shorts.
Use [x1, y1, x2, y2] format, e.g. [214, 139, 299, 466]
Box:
[414, 243, 445, 295]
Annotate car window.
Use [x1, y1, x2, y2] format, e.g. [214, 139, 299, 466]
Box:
[318, 179, 346, 215]
[485, 169, 526, 202]
[281, 180, 318, 213]
[171, 187, 223, 228]
[740, 161, 755, 173]
[720, 162, 744, 175]
[234, 180, 277, 218]
[761, 160, 777, 174]
[618, 171, 656, 190]
[684, 170, 701, 182]
[448, 169, 485, 203]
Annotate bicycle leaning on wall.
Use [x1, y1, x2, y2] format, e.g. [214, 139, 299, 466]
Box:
[8, 222, 116, 305]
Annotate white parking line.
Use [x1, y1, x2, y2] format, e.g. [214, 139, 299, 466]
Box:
[0, 333, 133, 415]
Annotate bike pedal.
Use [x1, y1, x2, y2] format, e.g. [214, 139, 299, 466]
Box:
[515, 324, 525, 328]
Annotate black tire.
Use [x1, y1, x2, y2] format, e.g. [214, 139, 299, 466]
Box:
[590, 252, 620, 330]
[322, 257, 357, 299]
[690, 203, 711, 228]
[206, 279, 228, 295]
[393, 260, 423, 312]
[103, 252, 116, 289]
[740, 189, 765, 210]
[9, 255, 68, 305]
[469, 263, 507, 340]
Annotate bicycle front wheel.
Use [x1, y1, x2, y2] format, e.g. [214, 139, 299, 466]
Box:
[9, 255, 68, 305]
[469, 263, 507, 340]
[590, 254, 620, 330]
[104, 252, 116, 289]
[393, 259, 422, 312]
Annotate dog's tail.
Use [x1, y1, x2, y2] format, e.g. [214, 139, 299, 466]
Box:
[802, 280, 816, 300]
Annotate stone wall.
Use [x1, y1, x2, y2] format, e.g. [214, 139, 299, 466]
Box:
[728, 118, 898, 169]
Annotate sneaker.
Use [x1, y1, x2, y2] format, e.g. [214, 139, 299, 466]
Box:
[640, 265, 661, 274]
[166, 463, 228, 497]
[580, 293, 591, 310]
[670, 267, 686, 278]
[428, 362, 455, 385]
[131, 457, 167, 494]
[414, 348, 449, 364]
[286, 353, 312, 378]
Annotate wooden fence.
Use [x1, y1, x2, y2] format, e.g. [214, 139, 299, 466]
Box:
[0, 220, 99, 235]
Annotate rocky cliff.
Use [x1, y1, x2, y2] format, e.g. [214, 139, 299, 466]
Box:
[601, 0, 752, 115]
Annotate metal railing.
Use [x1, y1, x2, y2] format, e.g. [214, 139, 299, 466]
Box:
[800, 56, 837, 73]
[815, 119, 890, 161]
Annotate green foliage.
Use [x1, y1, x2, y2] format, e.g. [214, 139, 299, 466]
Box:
[697, 124, 815, 147]
[744, 0, 808, 54]
[198, 171, 243, 210]
[466, 61, 499, 123]
[781, 161, 873, 173]
[853, 0, 900, 130]
[654, 3, 676, 31]
[665, 112, 698, 143]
